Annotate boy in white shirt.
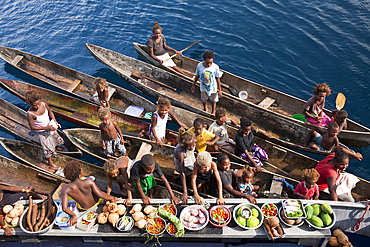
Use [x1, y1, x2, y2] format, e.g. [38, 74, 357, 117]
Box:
[191, 50, 222, 115]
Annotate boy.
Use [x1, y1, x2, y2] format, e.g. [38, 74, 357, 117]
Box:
[189, 118, 220, 152]
[305, 122, 340, 152]
[104, 157, 133, 206]
[328, 109, 348, 132]
[191, 50, 222, 115]
[62, 161, 119, 226]
[98, 108, 126, 157]
[130, 154, 180, 205]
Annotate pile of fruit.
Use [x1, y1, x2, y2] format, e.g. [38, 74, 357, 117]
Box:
[305, 203, 334, 228]
[235, 205, 260, 228]
[97, 201, 126, 227]
[210, 206, 229, 224]
[1, 203, 24, 227]
[329, 229, 353, 247]
[146, 217, 165, 236]
[262, 204, 277, 217]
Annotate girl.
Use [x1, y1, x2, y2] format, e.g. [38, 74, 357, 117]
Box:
[93, 77, 109, 108]
[104, 158, 133, 206]
[294, 168, 320, 200]
[234, 117, 271, 172]
[149, 97, 186, 147]
[173, 128, 196, 204]
[147, 21, 191, 78]
[302, 83, 332, 126]
[237, 166, 259, 198]
[26, 90, 64, 170]
[191, 151, 225, 205]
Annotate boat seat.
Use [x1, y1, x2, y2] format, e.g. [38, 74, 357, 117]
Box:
[66, 79, 81, 92]
[11, 55, 24, 66]
[258, 97, 275, 109]
[268, 175, 283, 198]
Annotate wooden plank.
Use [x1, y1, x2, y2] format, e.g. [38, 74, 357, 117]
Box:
[258, 97, 275, 109]
[66, 79, 81, 92]
[11, 55, 23, 66]
[53, 182, 67, 200]
[268, 175, 283, 198]
[134, 142, 152, 162]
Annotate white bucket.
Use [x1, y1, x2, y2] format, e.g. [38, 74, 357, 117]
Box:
[239, 91, 248, 100]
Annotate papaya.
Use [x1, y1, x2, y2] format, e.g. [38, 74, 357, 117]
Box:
[305, 205, 314, 219]
[246, 216, 260, 228]
[312, 204, 321, 216]
[308, 215, 324, 228]
[251, 208, 259, 218]
[321, 203, 333, 215]
[320, 212, 333, 226]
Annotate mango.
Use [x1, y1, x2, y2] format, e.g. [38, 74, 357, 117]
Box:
[305, 205, 314, 219]
[320, 212, 333, 226]
[312, 204, 321, 216]
[246, 216, 260, 228]
[251, 208, 259, 218]
[308, 215, 324, 228]
[237, 216, 247, 227]
[321, 203, 333, 215]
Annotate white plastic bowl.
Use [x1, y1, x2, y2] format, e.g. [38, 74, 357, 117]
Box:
[180, 205, 209, 231]
[304, 203, 336, 230]
[239, 91, 248, 100]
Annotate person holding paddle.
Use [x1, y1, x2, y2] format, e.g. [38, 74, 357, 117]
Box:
[147, 21, 192, 78]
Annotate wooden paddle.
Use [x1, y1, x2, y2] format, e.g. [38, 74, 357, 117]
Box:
[336, 92, 346, 110]
[162, 40, 201, 63]
[132, 71, 177, 91]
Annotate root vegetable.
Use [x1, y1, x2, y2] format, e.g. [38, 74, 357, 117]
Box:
[107, 202, 118, 213]
[263, 218, 274, 241]
[284, 218, 295, 225]
[98, 212, 109, 224]
[129, 203, 142, 214]
[14, 203, 23, 210]
[34, 201, 46, 232]
[27, 196, 33, 232]
[108, 213, 119, 227]
[132, 212, 146, 222]
[276, 225, 284, 235]
[271, 227, 280, 237]
[11, 217, 19, 226]
[328, 236, 340, 246]
[3, 205, 13, 214]
[143, 205, 156, 215]
[337, 233, 349, 245]
[8, 208, 22, 218]
[36, 210, 41, 221]
[134, 219, 146, 229]
[39, 194, 52, 231]
[333, 229, 344, 237]
[5, 215, 12, 224]
[116, 204, 126, 215]
[31, 203, 38, 227]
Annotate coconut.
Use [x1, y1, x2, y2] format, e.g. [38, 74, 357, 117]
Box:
[267, 216, 279, 228]
[328, 236, 340, 246]
[333, 229, 344, 237]
[337, 234, 349, 245]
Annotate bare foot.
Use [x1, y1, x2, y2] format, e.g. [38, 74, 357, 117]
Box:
[204, 107, 208, 112]
[49, 163, 59, 170]
[211, 111, 216, 115]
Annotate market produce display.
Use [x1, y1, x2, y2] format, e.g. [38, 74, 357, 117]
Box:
[97, 201, 126, 227]
[146, 217, 166, 236]
[1, 203, 24, 227]
[304, 203, 336, 229]
[158, 208, 184, 237]
[261, 203, 277, 218]
[180, 205, 208, 231]
[209, 205, 231, 227]
[282, 199, 305, 218]
[329, 229, 353, 247]
[279, 207, 304, 227]
[116, 216, 134, 232]
[233, 203, 262, 230]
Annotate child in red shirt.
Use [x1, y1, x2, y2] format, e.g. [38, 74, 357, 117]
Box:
[294, 168, 320, 200]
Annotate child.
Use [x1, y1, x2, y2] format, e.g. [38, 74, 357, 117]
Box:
[208, 108, 237, 153]
[104, 157, 133, 206]
[305, 122, 340, 153]
[209, 154, 257, 203]
[189, 118, 220, 153]
[237, 166, 259, 198]
[191, 50, 222, 115]
[149, 98, 186, 147]
[235, 117, 270, 172]
[93, 77, 109, 108]
[191, 151, 225, 205]
[130, 154, 180, 205]
[329, 109, 348, 132]
[294, 168, 320, 200]
[174, 127, 196, 204]
[26, 90, 64, 170]
[302, 83, 332, 126]
[62, 161, 119, 226]
[98, 108, 126, 157]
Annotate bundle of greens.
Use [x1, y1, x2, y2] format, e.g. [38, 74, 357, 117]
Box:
[158, 208, 184, 237]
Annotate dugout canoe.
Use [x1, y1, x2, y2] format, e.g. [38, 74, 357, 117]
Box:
[0, 154, 62, 195]
[0, 137, 122, 196]
[0, 97, 82, 157]
[132, 42, 370, 149]
[0, 78, 178, 145]
[0, 45, 215, 130]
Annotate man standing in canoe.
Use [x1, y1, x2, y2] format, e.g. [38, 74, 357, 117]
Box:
[147, 21, 191, 78]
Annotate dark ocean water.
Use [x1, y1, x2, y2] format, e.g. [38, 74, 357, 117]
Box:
[0, 0, 369, 180]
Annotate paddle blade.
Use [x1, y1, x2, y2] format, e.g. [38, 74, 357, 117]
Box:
[336, 93, 346, 110]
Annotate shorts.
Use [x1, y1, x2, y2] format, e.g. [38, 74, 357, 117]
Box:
[201, 91, 219, 103]
[104, 136, 126, 156]
[156, 53, 177, 67]
[196, 171, 212, 185]
[313, 133, 331, 153]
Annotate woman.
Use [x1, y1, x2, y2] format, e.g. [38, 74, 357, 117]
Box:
[147, 21, 191, 78]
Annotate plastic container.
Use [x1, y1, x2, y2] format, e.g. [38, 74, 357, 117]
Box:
[166, 222, 177, 236]
[278, 207, 304, 227]
[180, 205, 209, 231]
[233, 203, 263, 230]
[282, 199, 306, 220]
[261, 203, 278, 218]
[54, 201, 79, 230]
[159, 204, 177, 217]
[146, 217, 166, 236]
[116, 216, 134, 232]
[304, 203, 336, 230]
[83, 212, 98, 223]
[208, 205, 231, 227]
[239, 91, 248, 100]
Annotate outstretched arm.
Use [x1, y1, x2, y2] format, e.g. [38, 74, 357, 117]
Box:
[151, 114, 163, 147]
[211, 162, 225, 205]
[160, 174, 180, 205]
[168, 110, 186, 128]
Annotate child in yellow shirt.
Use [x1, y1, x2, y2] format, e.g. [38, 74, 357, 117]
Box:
[188, 118, 219, 152]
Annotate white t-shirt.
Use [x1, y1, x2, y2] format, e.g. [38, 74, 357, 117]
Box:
[195, 62, 221, 96]
[208, 121, 228, 144]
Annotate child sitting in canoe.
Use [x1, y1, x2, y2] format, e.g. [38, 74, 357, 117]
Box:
[174, 127, 196, 204]
[62, 161, 120, 226]
[26, 90, 64, 170]
[327, 109, 348, 132]
[294, 168, 320, 200]
[149, 97, 186, 147]
[104, 158, 133, 206]
[191, 151, 225, 205]
[98, 108, 126, 157]
[208, 154, 257, 203]
[208, 108, 237, 153]
[237, 166, 259, 198]
[191, 50, 222, 115]
[235, 117, 271, 172]
[302, 83, 332, 126]
[189, 118, 220, 152]
[130, 154, 180, 205]
[92, 77, 110, 108]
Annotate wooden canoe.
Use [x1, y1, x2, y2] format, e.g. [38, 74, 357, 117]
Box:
[0, 154, 62, 195]
[0, 78, 179, 145]
[0, 137, 122, 196]
[0, 97, 82, 157]
[0, 45, 216, 131]
[132, 42, 370, 149]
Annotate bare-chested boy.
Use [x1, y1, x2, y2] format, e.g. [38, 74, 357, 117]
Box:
[328, 109, 348, 132]
[98, 108, 126, 156]
[62, 161, 119, 226]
